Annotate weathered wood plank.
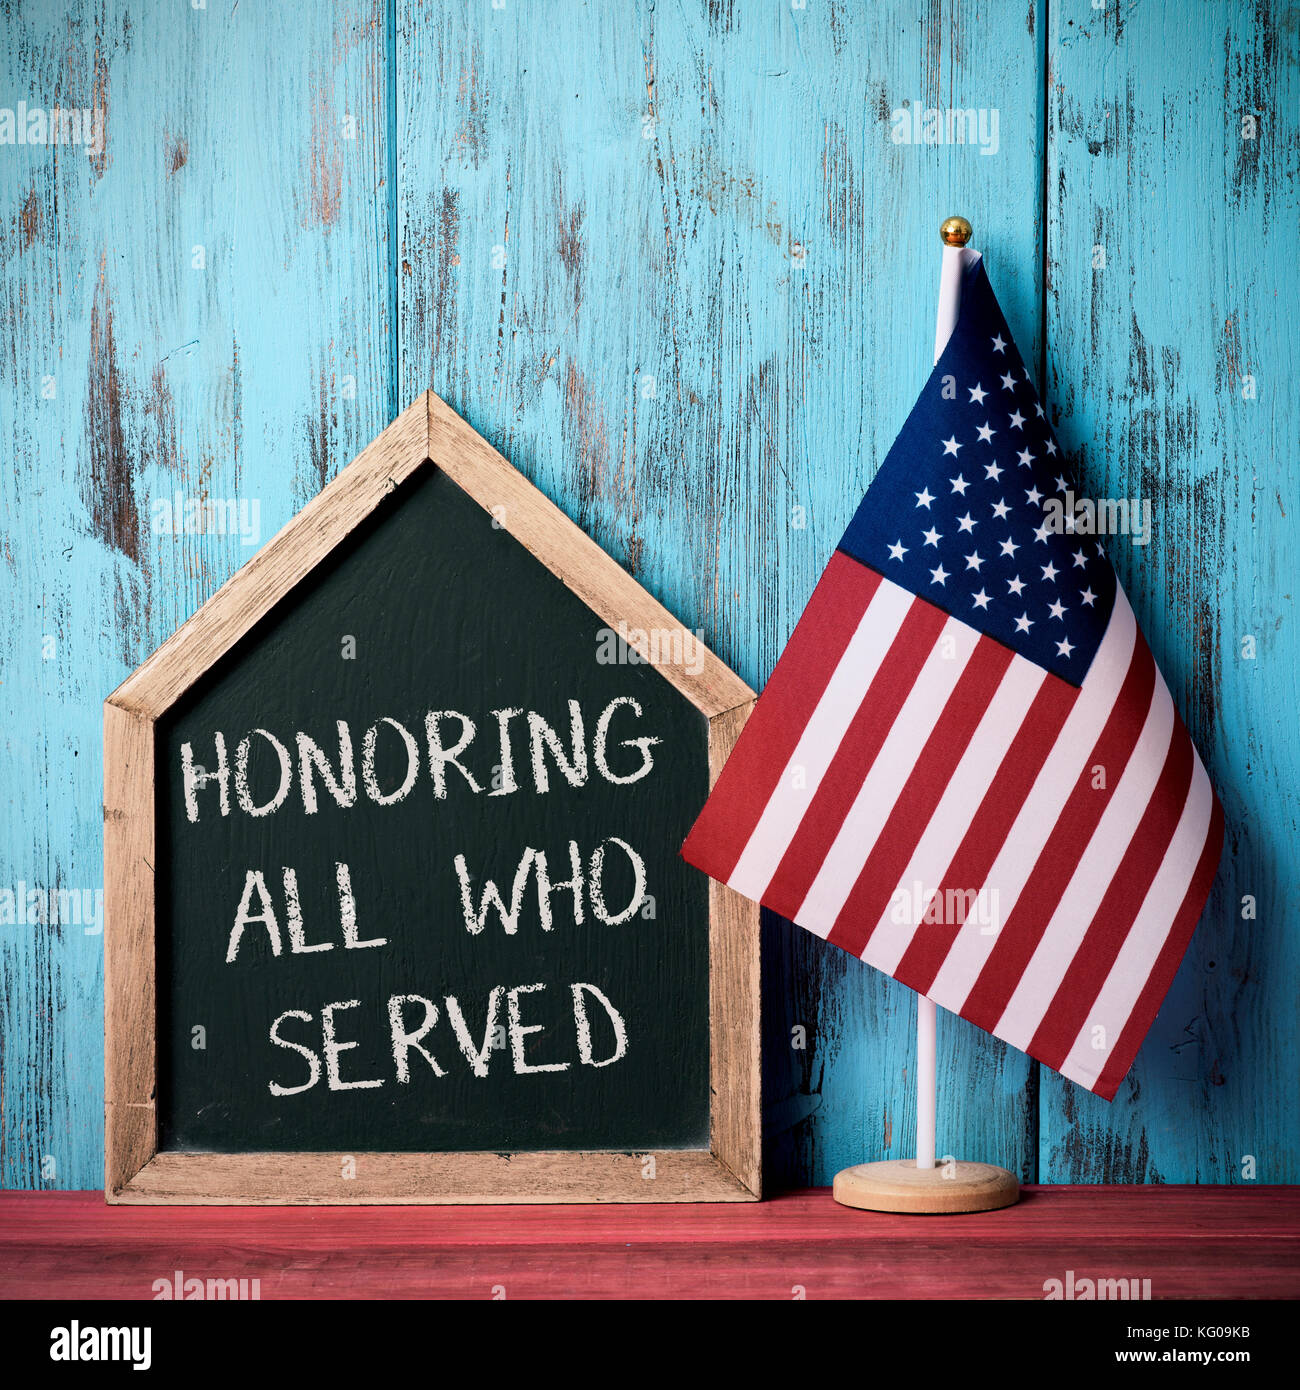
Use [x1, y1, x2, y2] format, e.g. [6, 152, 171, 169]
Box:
[1042, 1, 1300, 1181]
[0, 0, 392, 1189]
[3, 1188, 1298, 1299]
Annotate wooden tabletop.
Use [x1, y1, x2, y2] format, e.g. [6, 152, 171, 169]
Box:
[3, 1186, 1296, 1300]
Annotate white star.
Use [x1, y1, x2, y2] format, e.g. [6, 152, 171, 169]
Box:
[1096, 540, 1107, 556]
[984, 461, 1003, 481]
[965, 551, 984, 571]
[950, 474, 969, 495]
[1041, 561, 1059, 582]
[976, 422, 996, 443]
[1056, 637, 1075, 658]
[1080, 587, 1097, 607]
[969, 383, 988, 405]
[999, 536, 1019, 558]
[1034, 402, 1045, 418]
[1048, 598, 1067, 620]
[1007, 575, 1026, 596]
[1033, 520, 1053, 543]
[1016, 448, 1034, 467]
[1000, 372, 1017, 391]
[922, 526, 942, 547]
[930, 564, 949, 586]
[991, 498, 1010, 520]
[1054, 474, 1068, 492]
[957, 512, 976, 534]
[887, 540, 908, 562]
[1014, 612, 1033, 633]
[1072, 548, 1087, 568]
[992, 334, 1007, 353]
[1045, 439, 1058, 456]
[915, 487, 935, 509]
[972, 589, 992, 611]
[942, 435, 962, 456]
[1025, 484, 1043, 505]
[1009, 410, 1025, 430]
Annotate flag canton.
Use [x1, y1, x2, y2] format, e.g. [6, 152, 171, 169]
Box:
[838, 263, 1116, 687]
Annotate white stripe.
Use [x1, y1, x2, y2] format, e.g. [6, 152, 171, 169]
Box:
[794, 616, 981, 938]
[926, 591, 1139, 1010]
[1057, 758, 1214, 1092]
[992, 675, 1174, 1051]
[863, 653, 1048, 976]
[727, 577, 914, 903]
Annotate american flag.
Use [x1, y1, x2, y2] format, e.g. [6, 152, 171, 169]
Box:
[683, 257, 1223, 1100]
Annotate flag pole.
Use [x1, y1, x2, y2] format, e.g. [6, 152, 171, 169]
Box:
[934, 215, 973, 362]
[914, 214, 975, 1171]
[914, 215, 973, 1172]
[829, 215, 1020, 1215]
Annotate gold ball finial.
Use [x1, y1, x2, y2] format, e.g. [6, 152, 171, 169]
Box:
[940, 215, 973, 247]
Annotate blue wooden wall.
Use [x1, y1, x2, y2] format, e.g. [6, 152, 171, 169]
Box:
[1, 0, 1295, 1190]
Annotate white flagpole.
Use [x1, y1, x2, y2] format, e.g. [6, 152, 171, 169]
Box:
[916, 996, 937, 1170]
[934, 225, 974, 363]
[917, 216, 976, 1173]
[831, 216, 1017, 1212]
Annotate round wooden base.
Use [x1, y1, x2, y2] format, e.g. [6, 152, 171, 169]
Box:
[832, 1159, 1020, 1214]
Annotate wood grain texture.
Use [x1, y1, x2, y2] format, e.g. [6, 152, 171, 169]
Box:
[708, 701, 761, 1196]
[3, 0, 1297, 1192]
[102, 701, 155, 1195]
[112, 1151, 753, 1206]
[3, 1187, 1298, 1298]
[1041, 1, 1300, 1183]
[832, 1158, 1020, 1214]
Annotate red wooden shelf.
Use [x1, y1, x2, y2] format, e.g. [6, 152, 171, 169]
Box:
[2, 1186, 1296, 1300]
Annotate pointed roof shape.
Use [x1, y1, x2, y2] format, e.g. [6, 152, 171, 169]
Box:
[104, 393, 759, 1204]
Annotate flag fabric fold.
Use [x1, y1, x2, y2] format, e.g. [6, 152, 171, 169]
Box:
[682, 255, 1223, 1101]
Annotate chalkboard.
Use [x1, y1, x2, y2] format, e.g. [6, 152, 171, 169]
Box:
[105, 395, 759, 1203]
[160, 464, 709, 1152]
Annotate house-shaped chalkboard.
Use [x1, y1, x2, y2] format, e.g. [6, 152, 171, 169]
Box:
[104, 393, 759, 1205]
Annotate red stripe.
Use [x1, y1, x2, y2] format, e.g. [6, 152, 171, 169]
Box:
[1027, 713, 1196, 1071]
[762, 599, 948, 923]
[681, 553, 880, 882]
[824, 637, 1015, 957]
[892, 674, 1079, 995]
[1093, 794, 1225, 1101]
[957, 638, 1157, 1035]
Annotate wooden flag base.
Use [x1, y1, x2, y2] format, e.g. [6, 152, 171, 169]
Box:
[833, 1159, 1020, 1214]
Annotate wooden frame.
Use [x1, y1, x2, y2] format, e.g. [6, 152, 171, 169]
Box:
[104, 393, 760, 1205]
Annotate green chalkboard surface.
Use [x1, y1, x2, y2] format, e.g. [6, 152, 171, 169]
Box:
[157, 464, 711, 1154]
